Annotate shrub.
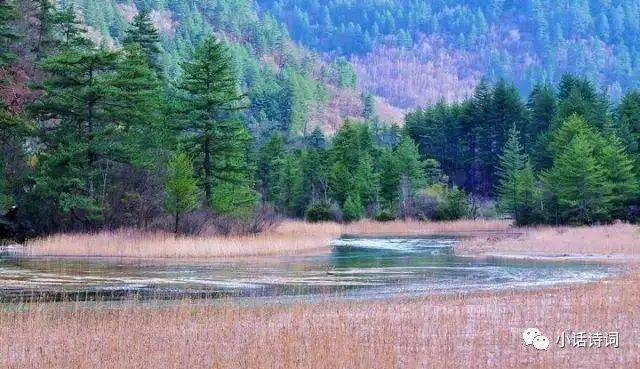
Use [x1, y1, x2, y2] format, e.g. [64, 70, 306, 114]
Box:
[374, 208, 397, 222]
[342, 195, 364, 222]
[305, 202, 332, 222]
[436, 187, 470, 221]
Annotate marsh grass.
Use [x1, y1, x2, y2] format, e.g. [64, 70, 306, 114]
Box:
[6, 221, 640, 368]
[459, 223, 640, 257]
[25, 219, 512, 259]
[25, 221, 343, 258]
[1, 270, 638, 369]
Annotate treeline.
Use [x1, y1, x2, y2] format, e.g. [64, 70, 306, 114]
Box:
[406, 76, 640, 225]
[0, 2, 453, 239]
[1, 3, 254, 236]
[256, 123, 467, 224]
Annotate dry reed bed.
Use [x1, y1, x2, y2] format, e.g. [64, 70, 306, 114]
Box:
[25, 221, 343, 258]
[459, 223, 640, 257]
[345, 219, 512, 236]
[26, 220, 512, 258]
[1, 269, 638, 369]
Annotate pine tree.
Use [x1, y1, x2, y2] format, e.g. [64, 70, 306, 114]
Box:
[111, 44, 164, 166]
[0, 0, 17, 67]
[599, 135, 638, 219]
[378, 148, 401, 210]
[29, 9, 162, 225]
[527, 84, 557, 165]
[258, 133, 285, 204]
[52, 4, 92, 49]
[30, 46, 124, 222]
[617, 91, 640, 158]
[276, 152, 304, 216]
[342, 194, 363, 222]
[0, 158, 10, 213]
[124, 9, 163, 75]
[394, 134, 426, 218]
[164, 152, 199, 235]
[543, 134, 610, 224]
[361, 92, 376, 121]
[176, 36, 250, 209]
[354, 153, 379, 208]
[496, 125, 538, 225]
[497, 125, 526, 210]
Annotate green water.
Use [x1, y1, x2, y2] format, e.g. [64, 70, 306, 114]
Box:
[0, 237, 615, 302]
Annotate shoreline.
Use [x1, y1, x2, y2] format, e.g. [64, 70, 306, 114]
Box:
[2, 221, 639, 368]
[22, 219, 511, 259]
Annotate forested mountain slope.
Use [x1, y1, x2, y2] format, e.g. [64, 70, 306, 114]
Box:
[16, 0, 403, 136]
[257, 0, 640, 109]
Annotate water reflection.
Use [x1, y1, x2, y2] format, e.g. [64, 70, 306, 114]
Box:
[0, 237, 615, 302]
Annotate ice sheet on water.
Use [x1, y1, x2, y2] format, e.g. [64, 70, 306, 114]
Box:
[331, 237, 457, 253]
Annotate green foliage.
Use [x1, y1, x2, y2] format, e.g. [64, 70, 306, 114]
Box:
[210, 182, 258, 219]
[258, 133, 285, 204]
[342, 194, 364, 222]
[435, 187, 470, 221]
[124, 10, 163, 75]
[175, 36, 253, 211]
[276, 152, 304, 216]
[543, 134, 610, 224]
[305, 201, 331, 222]
[0, 158, 11, 213]
[0, 0, 17, 67]
[374, 208, 397, 222]
[599, 135, 639, 219]
[496, 125, 539, 225]
[164, 152, 199, 233]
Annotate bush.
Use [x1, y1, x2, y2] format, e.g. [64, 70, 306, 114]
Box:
[342, 195, 364, 222]
[435, 187, 470, 221]
[413, 190, 440, 220]
[374, 208, 397, 222]
[305, 201, 332, 222]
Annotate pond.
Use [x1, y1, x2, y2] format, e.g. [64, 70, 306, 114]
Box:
[0, 236, 616, 303]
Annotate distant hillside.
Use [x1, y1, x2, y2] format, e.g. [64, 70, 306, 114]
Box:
[52, 0, 404, 136]
[257, 0, 640, 108]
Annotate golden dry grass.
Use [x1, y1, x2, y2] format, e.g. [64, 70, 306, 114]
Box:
[459, 223, 640, 258]
[5, 221, 640, 368]
[345, 219, 512, 236]
[1, 270, 638, 369]
[25, 219, 512, 259]
[25, 221, 343, 259]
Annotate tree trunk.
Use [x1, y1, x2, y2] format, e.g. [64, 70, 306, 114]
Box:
[174, 211, 179, 236]
[203, 135, 212, 206]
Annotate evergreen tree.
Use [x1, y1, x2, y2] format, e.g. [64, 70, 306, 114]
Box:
[496, 125, 537, 225]
[599, 135, 638, 219]
[361, 92, 375, 121]
[378, 148, 400, 210]
[164, 152, 199, 234]
[617, 91, 640, 158]
[354, 153, 379, 208]
[0, 158, 10, 213]
[276, 151, 304, 216]
[124, 9, 163, 75]
[257, 133, 285, 204]
[527, 84, 557, 166]
[111, 44, 164, 166]
[342, 194, 363, 222]
[543, 134, 610, 224]
[0, 0, 17, 67]
[52, 4, 92, 49]
[176, 36, 251, 210]
[30, 46, 125, 223]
